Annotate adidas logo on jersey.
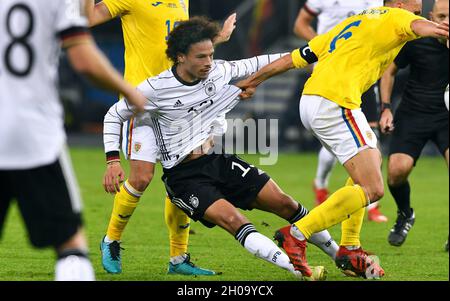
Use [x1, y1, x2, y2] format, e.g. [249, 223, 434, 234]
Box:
[173, 100, 184, 108]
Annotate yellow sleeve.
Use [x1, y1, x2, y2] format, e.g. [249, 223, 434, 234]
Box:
[102, 0, 134, 18]
[291, 32, 329, 69]
[291, 49, 309, 69]
[308, 31, 331, 56]
[390, 8, 425, 41]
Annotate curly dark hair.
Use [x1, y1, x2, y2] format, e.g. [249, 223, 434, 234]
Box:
[166, 16, 221, 64]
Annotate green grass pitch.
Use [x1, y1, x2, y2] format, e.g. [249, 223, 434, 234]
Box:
[0, 148, 448, 281]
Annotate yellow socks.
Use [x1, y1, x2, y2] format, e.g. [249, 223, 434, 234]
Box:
[340, 207, 365, 247]
[165, 196, 190, 257]
[294, 183, 368, 240]
[106, 180, 142, 241]
[105, 180, 191, 259]
[340, 177, 365, 246]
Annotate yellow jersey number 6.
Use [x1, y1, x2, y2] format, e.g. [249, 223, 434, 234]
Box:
[329, 20, 362, 53]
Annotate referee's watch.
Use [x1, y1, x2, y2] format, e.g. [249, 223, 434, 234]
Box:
[381, 102, 392, 113]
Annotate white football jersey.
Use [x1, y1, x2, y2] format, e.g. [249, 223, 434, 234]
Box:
[0, 0, 87, 169]
[305, 0, 383, 34]
[104, 54, 286, 169]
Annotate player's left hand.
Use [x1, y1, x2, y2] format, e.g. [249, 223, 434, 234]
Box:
[215, 13, 237, 45]
[236, 79, 256, 100]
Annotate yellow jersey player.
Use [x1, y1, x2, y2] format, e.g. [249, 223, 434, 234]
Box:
[86, 0, 236, 275]
[238, 0, 449, 278]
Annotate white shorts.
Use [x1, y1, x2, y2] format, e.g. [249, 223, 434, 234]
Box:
[300, 95, 378, 164]
[121, 118, 160, 163]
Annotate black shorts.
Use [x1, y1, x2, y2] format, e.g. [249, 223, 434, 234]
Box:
[162, 154, 271, 227]
[0, 157, 83, 248]
[389, 110, 449, 164]
[361, 84, 380, 124]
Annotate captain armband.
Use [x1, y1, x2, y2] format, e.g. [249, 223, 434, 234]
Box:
[291, 44, 318, 69]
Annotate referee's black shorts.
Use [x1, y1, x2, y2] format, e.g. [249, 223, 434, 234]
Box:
[163, 154, 271, 228]
[389, 110, 449, 164]
[361, 84, 380, 124]
[0, 154, 83, 248]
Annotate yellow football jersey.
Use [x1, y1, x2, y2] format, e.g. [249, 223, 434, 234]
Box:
[102, 0, 189, 86]
[292, 7, 424, 109]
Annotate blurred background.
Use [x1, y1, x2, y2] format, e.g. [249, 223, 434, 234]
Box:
[62, 0, 437, 155]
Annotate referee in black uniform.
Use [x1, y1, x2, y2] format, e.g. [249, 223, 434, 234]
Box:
[379, 0, 449, 248]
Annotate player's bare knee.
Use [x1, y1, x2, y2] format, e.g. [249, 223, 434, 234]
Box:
[367, 183, 384, 202]
[128, 172, 153, 191]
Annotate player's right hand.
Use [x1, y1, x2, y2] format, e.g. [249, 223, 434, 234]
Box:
[437, 20, 449, 39]
[103, 162, 126, 194]
[379, 109, 395, 135]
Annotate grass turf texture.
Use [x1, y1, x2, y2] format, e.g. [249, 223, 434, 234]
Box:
[0, 148, 448, 281]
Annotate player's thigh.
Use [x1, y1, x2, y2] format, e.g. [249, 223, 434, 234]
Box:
[0, 171, 14, 237]
[13, 155, 83, 248]
[128, 160, 156, 190]
[343, 148, 384, 202]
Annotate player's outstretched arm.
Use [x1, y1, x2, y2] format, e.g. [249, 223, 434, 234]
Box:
[411, 19, 449, 39]
[65, 36, 145, 111]
[214, 13, 237, 45]
[85, 0, 113, 27]
[237, 54, 295, 99]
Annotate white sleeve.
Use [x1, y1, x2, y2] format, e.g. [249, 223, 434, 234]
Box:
[54, 0, 88, 34]
[222, 53, 289, 82]
[103, 98, 135, 154]
[103, 81, 158, 154]
[304, 0, 323, 15]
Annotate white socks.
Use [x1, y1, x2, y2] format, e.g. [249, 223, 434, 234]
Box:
[309, 230, 339, 260]
[243, 232, 296, 274]
[368, 201, 379, 210]
[315, 147, 337, 189]
[290, 224, 338, 260]
[55, 255, 95, 281]
[104, 235, 117, 243]
[170, 254, 187, 265]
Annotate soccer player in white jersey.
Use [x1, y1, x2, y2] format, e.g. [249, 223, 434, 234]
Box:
[102, 16, 351, 280]
[293, 0, 388, 223]
[0, 0, 146, 281]
[86, 0, 236, 275]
